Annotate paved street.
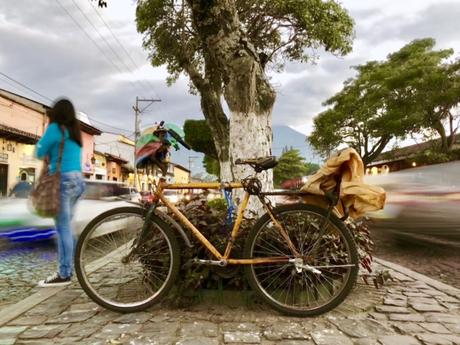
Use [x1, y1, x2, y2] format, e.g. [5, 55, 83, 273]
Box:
[0, 240, 56, 310]
[0, 260, 459, 345]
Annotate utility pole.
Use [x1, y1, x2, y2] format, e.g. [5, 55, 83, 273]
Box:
[133, 96, 161, 190]
[188, 155, 199, 174]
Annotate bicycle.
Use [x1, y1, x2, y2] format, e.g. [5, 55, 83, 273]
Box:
[75, 156, 358, 316]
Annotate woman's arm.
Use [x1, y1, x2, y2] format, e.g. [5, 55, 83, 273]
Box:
[36, 123, 59, 159]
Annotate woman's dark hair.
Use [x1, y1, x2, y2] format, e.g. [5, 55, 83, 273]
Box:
[47, 98, 82, 146]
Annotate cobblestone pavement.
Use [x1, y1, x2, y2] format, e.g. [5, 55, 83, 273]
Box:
[1, 262, 459, 345]
[0, 240, 56, 310]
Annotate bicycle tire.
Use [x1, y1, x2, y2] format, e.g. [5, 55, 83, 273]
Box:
[244, 203, 358, 317]
[75, 206, 180, 313]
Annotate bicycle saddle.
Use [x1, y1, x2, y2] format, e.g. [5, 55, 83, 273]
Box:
[235, 156, 278, 172]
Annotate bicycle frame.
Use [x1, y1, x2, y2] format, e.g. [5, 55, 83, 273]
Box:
[146, 179, 298, 265]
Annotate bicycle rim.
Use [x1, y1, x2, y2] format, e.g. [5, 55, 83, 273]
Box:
[247, 207, 358, 315]
[76, 211, 174, 310]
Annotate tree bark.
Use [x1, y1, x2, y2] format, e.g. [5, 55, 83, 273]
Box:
[188, 0, 276, 211]
[199, 85, 232, 181]
[363, 135, 391, 167]
[433, 120, 448, 153]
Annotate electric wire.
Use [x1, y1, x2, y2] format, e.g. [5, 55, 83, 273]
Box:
[54, 0, 146, 96]
[86, 0, 160, 98]
[0, 71, 134, 135]
[0, 72, 53, 103]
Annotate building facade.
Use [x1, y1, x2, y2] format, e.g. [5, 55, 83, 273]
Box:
[0, 89, 101, 195]
[172, 163, 190, 184]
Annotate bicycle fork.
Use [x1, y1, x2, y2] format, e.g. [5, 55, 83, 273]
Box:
[121, 201, 159, 264]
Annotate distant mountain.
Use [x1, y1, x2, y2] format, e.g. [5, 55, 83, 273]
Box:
[272, 125, 322, 164]
[170, 125, 322, 175]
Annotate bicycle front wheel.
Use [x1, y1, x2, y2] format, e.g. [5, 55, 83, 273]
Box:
[244, 203, 358, 316]
[75, 206, 180, 313]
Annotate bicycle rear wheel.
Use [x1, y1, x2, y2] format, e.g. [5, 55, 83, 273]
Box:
[75, 206, 180, 313]
[244, 203, 358, 316]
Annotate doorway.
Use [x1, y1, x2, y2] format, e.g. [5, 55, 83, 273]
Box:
[0, 164, 8, 196]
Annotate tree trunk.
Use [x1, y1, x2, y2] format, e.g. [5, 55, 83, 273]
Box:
[447, 113, 456, 150]
[433, 120, 448, 152]
[189, 0, 276, 212]
[199, 85, 233, 181]
[229, 109, 273, 209]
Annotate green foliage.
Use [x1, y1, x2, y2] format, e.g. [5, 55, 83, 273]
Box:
[183, 120, 217, 159]
[183, 120, 220, 177]
[165, 195, 253, 305]
[208, 198, 226, 212]
[273, 149, 318, 187]
[309, 38, 460, 165]
[413, 149, 453, 165]
[136, 0, 354, 80]
[203, 155, 220, 177]
[161, 196, 377, 305]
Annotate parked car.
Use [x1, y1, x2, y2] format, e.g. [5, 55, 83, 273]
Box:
[365, 161, 460, 244]
[0, 180, 137, 241]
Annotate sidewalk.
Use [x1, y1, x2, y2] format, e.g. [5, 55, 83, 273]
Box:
[0, 259, 459, 345]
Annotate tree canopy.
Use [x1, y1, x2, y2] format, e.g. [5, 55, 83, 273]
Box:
[273, 148, 318, 187]
[136, 0, 354, 85]
[309, 38, 460, 165]
[135, 0, 354, 182]
[183, 119, 220, 177]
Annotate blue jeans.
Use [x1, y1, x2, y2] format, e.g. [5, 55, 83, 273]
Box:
[55, 172, 85, 278]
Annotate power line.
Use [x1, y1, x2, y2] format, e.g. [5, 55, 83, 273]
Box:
[0, 70, 133, 135]
[70, 0, 150, 96]
[87, 116, 133, 134]
[54, 0, 146, 96]
[0, 72, 53, 103]
[86, 0, 160, 98]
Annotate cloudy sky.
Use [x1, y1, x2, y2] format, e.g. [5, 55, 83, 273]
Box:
[1, 0, 459, 137]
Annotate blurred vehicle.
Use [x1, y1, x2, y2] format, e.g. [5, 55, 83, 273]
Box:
[0, 180, 137, 241]
[163, 190, 180, 204]
[206, 190, 221, 201]
[365, 161, 460, 244]
[140, 191, 154, 203]
[8, 181, 33, 198]
[84, 181, 140, 202]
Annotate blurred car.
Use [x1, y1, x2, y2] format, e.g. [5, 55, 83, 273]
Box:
[163, 190, 180, 204]
[365, 161, 460, 244]
[0, 180, 137, 241]
[8, 181, 33, 198]
[140, 191, 154, 203]
[84, 181, 141, 202]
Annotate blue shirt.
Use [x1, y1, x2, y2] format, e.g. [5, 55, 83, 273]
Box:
[36, 123, 82, 174]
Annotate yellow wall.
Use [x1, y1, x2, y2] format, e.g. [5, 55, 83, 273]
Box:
[0, 94, 46, 193]
[173, 165, 190, 184]
[2, 141, 42, 193]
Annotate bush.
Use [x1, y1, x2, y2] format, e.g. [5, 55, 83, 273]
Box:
[163, 195, 375, 305]
[164, 195, 253, 305]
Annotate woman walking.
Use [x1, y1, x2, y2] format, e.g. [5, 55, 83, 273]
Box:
[35, 98, 85, 287]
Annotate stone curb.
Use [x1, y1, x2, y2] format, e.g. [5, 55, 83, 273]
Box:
[375, 257, 460, 297]
[0, 286, 66, 327]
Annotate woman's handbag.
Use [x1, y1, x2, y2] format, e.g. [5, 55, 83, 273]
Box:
[30, 127, 65, 218]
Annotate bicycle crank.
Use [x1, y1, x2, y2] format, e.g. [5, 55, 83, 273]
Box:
[290, 258, 322, 275]
[191, 258, 228, 267]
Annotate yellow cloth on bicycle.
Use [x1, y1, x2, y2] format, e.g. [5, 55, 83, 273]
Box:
[300, 148, 386, 219]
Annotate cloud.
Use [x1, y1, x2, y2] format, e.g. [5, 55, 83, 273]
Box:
[359, 1, 460, 49]
[1, 0, 460, 141]
[0, 0, 202, 134]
